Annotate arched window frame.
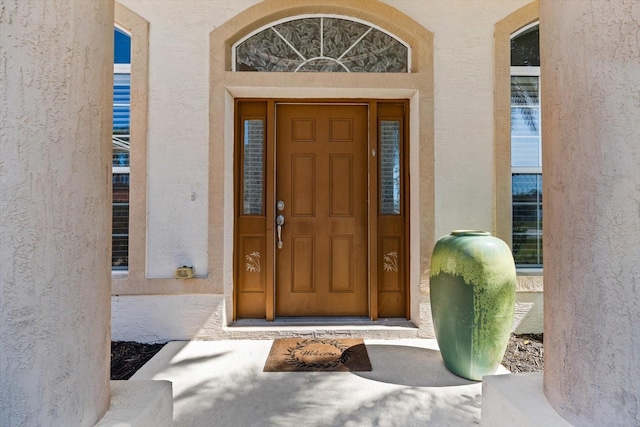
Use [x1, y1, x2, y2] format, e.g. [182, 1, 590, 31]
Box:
[112, 3, 149, 289]
[493, 1, 541, 276]
[232, 14, 412, 73]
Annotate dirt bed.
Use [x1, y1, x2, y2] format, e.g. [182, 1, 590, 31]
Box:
[110, 341, 165, 380]
[111, 333, 544, 380]
[500, 333, 544, 373]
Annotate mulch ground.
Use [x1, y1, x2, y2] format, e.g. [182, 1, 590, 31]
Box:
[501, 333, 544, 373]
[110, 333, 544, 380]
[110, 341, 166, 380]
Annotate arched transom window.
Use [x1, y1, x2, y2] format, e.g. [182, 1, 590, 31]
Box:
[233, 15, 410, 72]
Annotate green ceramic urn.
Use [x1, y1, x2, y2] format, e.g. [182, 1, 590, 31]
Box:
[429, 230, 516, 381]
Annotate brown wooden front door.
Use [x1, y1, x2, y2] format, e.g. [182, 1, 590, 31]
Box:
[275, 104, 369, 316]
[234, 100, 408, 321]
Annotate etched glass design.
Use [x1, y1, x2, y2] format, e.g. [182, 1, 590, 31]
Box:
[243, 120, 265, 215]
[235, 16, 408, 73]
[380, 120, 401, 215]
[511, 25, 539, 67]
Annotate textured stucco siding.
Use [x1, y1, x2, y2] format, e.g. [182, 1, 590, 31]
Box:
[117, 0, 260, 279]
[541, 0, 640, 425]
[0, 0, 113, 425]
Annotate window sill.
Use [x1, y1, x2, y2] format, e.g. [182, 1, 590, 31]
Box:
[112, 270, 129, 279]
[516, 267, 542, 276]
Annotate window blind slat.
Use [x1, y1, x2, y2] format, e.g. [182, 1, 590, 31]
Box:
[112, 42, 131, 269]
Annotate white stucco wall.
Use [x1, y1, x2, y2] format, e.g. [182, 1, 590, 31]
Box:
[118, 0, 260, 278]
[390, 0, 531, 238]
[111, 0, 540, 337]
[0, 0, 113, 425]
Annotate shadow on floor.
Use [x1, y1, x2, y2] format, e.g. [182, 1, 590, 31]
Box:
[133, 340, 484, 426]
[356, 344, 477, 387]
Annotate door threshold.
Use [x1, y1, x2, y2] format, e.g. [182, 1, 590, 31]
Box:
[231, 317, 417, 328]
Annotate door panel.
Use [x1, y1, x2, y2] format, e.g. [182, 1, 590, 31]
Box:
[330, 235, 354, 292]
[275, 104, 368, 316]
[330, 155, 353, 216]
[291, 155, 316, 215]
[291, 235, 315, 292]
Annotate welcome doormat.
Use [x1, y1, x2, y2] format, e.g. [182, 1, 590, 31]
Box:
[263, 338, 372, 372]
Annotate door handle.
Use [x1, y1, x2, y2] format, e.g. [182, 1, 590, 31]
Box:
[276, 214, 285, 249]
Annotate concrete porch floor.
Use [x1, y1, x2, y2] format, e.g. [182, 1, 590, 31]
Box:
[129, 338, 506, 426]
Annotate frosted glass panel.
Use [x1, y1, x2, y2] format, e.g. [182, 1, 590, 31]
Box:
[243, 120, 265, 215]
[274, 18, 321, 59]
[235, 16, 408, 73]
[340, 28, 407, 72]
[323, 18, 368, 59]
[380, 121, 401, 215]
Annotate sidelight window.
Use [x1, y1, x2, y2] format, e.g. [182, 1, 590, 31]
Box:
[242, 119, 265, 215]
[380, 120, 401, 215]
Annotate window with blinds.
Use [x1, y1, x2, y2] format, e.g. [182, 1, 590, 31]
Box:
[511, 23, 542, 268]
[113, 28, 131, 270]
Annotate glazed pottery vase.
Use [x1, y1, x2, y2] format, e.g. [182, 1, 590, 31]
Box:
[429, 230, 516, 381]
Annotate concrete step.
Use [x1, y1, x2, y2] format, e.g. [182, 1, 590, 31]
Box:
[223, 317, 421, 340]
